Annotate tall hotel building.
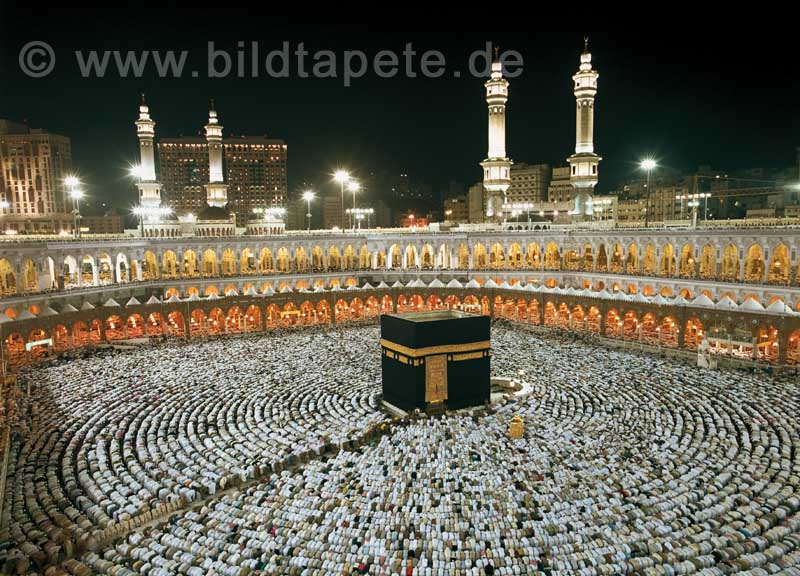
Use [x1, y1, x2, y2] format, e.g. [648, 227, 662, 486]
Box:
[0, 119, 72, 227]
[157, 136, 287, 226]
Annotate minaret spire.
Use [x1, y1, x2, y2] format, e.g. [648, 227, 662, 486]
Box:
[204, 101, 228, 208]
[567, 38, 601, 217]
[480, 48, 512, 220]
[134, 95, 163, 221]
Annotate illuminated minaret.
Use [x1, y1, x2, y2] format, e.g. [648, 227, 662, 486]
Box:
[204, 100, 228, 208]
[567, 38, 601, 217]
[134, 95, 163, 216]
[480, 51, 512, 219]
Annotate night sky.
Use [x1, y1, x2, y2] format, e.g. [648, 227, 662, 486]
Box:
[1, 4, 798, 212]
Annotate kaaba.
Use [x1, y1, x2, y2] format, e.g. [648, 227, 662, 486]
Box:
[380, 310, 491, 412]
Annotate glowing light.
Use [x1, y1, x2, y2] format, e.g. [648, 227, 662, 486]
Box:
[640, 158, 657, 172]
[128, 164, 144, 180]
[302, 190, 315, 202]
[333, 170, 350, 184]
[64, 175, 80, 188]
[347, 181, 361, 193]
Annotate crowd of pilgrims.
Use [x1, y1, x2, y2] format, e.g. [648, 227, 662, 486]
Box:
[1, 322, 799, 575]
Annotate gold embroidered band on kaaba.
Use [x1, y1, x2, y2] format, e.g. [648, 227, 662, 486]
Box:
[380, 339, 490, 358]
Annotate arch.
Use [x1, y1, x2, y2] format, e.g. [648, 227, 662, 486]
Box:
[544, 242, 560, 270]
[276, 247, 291, 273]
[699, 244, 716, 279]
[27, 328, 49, 361]
[166, 311, 185, 337]
[125, 313, 145, 338]
[641, 313, 658, 343]
[380, 295, 394, 314]
[101, 315, 122, 340]
[142, 251, 158, 281]
[744, 244, 764, 282]
[660, 316, 678, 348]
[53, 324, 70, 351]
[349, 297, 364, 320]
[282, 302, 299, 327]
[328, 246, 342, 270]
[507, 243, 523, 269]
[605, 309, 622, 338]
[642, 244, 657, 275]
[146, 312, 164, 337]
[204, 285, 219, 297]
[190, 309, 207, 337]
[489, 243, 506, 269]
[389, 245, 402, 269]
[226, 306, 243, 333]
[557, 302, 570, 329]
[408, 294, 424, 312]
[679, 287, 693, 300]
[426, 294, 443, 310]
[62, 256, 78, 288]
[586, 306, 600, 333]
[72, 321, 89, 347]
[182, 250, 199, 277]
[265, 304, 280, 329]
[21, 259, 39, 292]
[208, 308, 225, 335]
[311, 246, 325, 272]
[240, 248, 256, 275]
[720, 244, 739, 281]
[659, 243, 676, 277]
[202, 249, 218, 276]
[244, 305, 262, 331]
[526, 243, 541, 269]
[374, 251, 386, 270]
[457, 244, 470, 269]
[596, 244, 608, 273]
[581, 243, 594, 271]
[3, 333, 25, 369]
[300, 301, 316, 325]
[564, 249, 580, 271]
[437, 244, 451, 269]
[165, 287, 181, 299]
[473, 244, 488, 269]
[544, 301, 557, 327]
[316, 300, 331, 324]
[684, 317, 704, 351]
[755, 324, 779, 363]
[625, 244, 638, 274]
[623, 310, 638, 340]
[420, 244, 435, 270]
[788, 329, 800, 365]
[609, 243, 624, 274]
[221, 249, 237, 276]
[358, 245, 370, 270]
[162, 250, 179, 279]
[767, 244, 790, 284]
[572, 304, 585, 331]
[115, 253, 130, 284]
[404, 245, 419, 269]
[678, 244, 696, 278]
[365, 296, 380, 318]
[259, 248, 275, 273]
[343, 245, 358, 270]
[294, 247, 309, 272]
[335, 299, 349, 323]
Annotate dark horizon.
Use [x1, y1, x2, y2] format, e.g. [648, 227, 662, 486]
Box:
[2, 4, 798, 213]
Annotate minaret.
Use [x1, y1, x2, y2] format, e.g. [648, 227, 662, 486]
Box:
[480, 50, 512, 219]
[204, 100, 228, 208]
[567, 37, 601, 217]
[135, 95, 163, 217]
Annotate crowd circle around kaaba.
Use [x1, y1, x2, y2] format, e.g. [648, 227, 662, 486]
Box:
[0, 321, 799, 575]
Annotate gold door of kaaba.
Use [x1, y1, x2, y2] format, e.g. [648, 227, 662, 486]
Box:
[425, 354, 448, 402]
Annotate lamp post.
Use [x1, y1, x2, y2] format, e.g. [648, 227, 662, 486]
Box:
[347, 180, 360, 230]
[640, 158, 657, 228]
[334, 170, 350, 229]
[64, 176, 82, 238]
[302, 190, 315, 231]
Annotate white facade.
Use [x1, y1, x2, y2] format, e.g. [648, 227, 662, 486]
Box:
[480, 60, 512, 220]
[567, 40, 602, 217]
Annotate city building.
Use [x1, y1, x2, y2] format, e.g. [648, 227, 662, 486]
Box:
[0, 119, 72, 231]
[547, 166, 573, 203]
[507, 163, 552, 204]
[443, 195, 469, 223]
[468, 183, 485, 223]
[157, 134, 287, 226]
[567, 39, 601, 216]
[81, 213, 124, 235]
